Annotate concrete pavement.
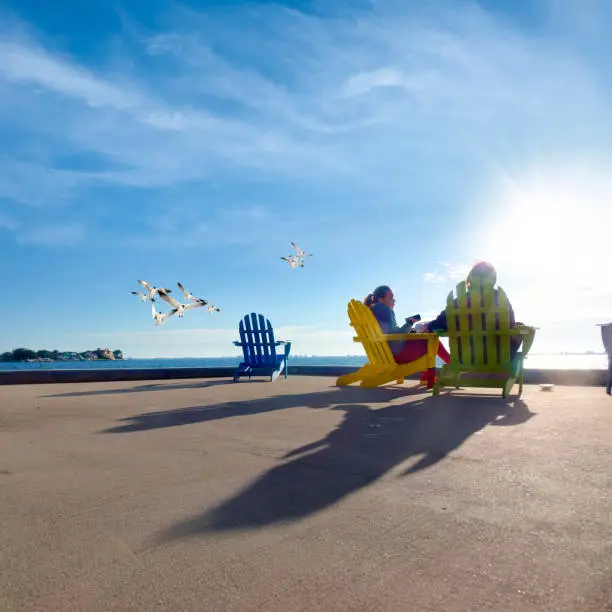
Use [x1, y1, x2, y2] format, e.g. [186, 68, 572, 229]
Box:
[1, 377, 611, 611]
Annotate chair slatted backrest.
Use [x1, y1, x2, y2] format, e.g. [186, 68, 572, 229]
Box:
[347, 299, 396, 367]
[445, 278, 512, 370]
[238, 313, 278, 366]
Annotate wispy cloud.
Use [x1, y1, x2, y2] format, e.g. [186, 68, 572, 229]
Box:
[1, 0, 611, 248]
[422, 271, 445, 284]
[423, 262, 470, 284]
[0, 39, 140, 110]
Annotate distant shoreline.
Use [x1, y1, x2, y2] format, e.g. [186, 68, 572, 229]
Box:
[21, 357, 125, 363]
[1, 348, 124, 363]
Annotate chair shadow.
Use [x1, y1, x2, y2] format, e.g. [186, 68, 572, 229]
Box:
[157, 395, 535, 541]
[100, 384, 426, 434]
[41, 379, 236, 398]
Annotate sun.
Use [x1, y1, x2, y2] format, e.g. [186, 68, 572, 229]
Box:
[471, 159, 612, 323]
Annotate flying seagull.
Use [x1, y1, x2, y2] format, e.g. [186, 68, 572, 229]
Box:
[177, 282, 199, 303]
[207, 304, 221, 314]
[131, 291, 150, 302]
[157, 289, 207, 318]
[151, 302, 177, 326]
[138, 279, 172, 301]
[291, 241, 312, 258]
[281, 255, 304, 269]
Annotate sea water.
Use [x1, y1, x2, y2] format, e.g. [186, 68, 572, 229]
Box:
[0, 354, 608, 371]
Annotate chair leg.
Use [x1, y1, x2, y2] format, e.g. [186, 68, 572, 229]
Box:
[336, 372, 363, 387]
[360, 370, 396, 388]
[421, 367, 436, 390]
[337, 365, 387, 387]
[502, 377, 515, 399]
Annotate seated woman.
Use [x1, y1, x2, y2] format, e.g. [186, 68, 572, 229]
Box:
[364, 285, 450, 386]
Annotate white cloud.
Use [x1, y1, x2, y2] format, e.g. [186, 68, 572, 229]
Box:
[423, 271, 445, 284]
[0, 40, 139, 110]
[1, 0, 612, 257]
[339, 67, 433, 98]
[2, 1, 610, 197]
[442, 262, 470, 281]
[422, 262, 470, 284]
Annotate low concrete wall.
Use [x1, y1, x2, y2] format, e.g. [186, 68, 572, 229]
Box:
[0, 367, 235, 386]
[0, 365, 608, 386]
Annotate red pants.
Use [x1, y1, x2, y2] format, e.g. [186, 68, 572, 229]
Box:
[393, 340, 451, 388]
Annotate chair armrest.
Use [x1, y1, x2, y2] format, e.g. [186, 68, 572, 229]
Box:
[516, 325, 536, 356]
[392, 333, 438, 340]
[436, 326, 537, 356]
[436, 328, 536, 338]
[232, 341, 243, 347]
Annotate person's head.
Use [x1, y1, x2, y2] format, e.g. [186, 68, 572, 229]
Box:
[466, 261, 497, 288]
[364, 285, 395, 308]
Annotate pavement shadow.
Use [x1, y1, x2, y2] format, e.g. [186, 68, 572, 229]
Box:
[40, 379, 235, 398]
[101, 384, 425, 434]
[158, 394, 535, 540]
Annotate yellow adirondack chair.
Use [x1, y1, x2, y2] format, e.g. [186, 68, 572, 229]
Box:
[336, 299, 439, 388]
[432, 278, 536, 398]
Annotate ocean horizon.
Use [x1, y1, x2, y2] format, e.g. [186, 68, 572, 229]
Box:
[0, 353, 608, 372]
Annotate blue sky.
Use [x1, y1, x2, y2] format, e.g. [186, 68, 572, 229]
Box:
[1, 0, 611, 358]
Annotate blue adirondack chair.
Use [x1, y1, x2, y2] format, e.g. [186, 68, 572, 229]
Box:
[233, 313, 291, 382]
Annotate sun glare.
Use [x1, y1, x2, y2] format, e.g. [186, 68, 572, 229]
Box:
[473, 161, 612, 323]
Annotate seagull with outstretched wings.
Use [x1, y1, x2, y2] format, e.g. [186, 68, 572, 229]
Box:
[131, 291, 149, 302]
[158, 289, 207, 318]
[291, 241, 312, 258]
[281, 255, 304, 269]
[151, 302, 177, 326]
[138, 279, 172, 301]
[177, 282, 200, 303]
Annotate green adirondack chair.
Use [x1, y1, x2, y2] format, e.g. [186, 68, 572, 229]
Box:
[432, 277, 536, 398]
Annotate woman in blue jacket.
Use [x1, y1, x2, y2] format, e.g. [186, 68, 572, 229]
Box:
[364, 285, 450, 385]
